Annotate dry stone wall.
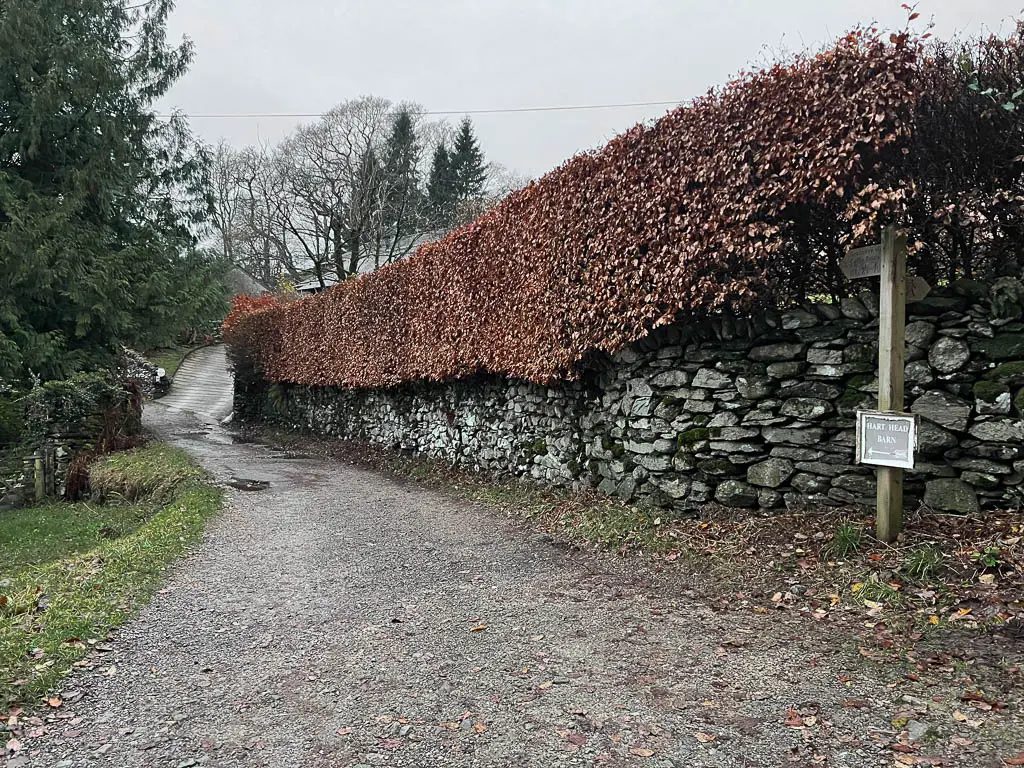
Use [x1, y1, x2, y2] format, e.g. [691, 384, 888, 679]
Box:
[237, 277, 1024, 516]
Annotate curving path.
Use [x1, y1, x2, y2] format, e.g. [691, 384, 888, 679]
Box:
[9, 361, 1008, 768]
[156, 345, 234, 425]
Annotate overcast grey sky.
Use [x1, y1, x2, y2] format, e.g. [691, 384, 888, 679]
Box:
[159, 1, 1024, 179]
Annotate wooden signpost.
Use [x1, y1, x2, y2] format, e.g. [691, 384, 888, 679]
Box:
[906, 275, 931, 304]
[841, 226, 925, 543]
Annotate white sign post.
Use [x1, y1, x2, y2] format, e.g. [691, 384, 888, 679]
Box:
[856, 411, 918, 470]
[841, 244, 883, 280]
[841, 226, 921, 543]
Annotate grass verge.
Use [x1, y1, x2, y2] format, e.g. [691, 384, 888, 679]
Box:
[0, 445, 221, 708]
[146, 345, 203, 379]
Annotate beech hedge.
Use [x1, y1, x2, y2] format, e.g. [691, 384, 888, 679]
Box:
[225, 28, 1024, 388]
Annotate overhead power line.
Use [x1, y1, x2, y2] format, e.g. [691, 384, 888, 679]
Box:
[160, 99, 683, 120]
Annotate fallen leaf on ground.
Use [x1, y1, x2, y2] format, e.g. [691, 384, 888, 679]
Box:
[784, 708, 804, 727]
[470, 625, 488, 632]
[694, 732, 716, 742]
[335, 728, 353, 736]
[1003, 754, 1024, 766]
[472, 722, 487, 734]
[567, 732, 587, 746]
[46, 698, 62, 708]
[951, 711, 982, 727]
[629, 747, 655, 757]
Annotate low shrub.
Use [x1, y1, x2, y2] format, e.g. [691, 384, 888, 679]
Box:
[22, 373, 138, 444]
[0, 387, 24, 448]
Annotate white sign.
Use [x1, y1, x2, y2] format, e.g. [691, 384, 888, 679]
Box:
[856, 411, 918, 470]
[841, 245, 883, 280]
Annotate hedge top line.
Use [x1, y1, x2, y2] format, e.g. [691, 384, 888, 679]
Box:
[223, 29, 984, 388]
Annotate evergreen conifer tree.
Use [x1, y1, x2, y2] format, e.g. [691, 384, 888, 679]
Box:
[0, 0, 226, 381]
[449, 117, 488, 203]
[426, 142, 456, 226]
[384, 109, 422, 223]
[385, 109, 421, 185]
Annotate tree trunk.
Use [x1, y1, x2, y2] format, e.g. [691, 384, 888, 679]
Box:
[347, 233, 361, 278]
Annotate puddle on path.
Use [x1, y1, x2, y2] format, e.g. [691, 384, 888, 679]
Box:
[227, 477, 272, 492]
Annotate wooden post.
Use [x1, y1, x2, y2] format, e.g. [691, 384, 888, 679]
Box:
[33, 453, 44, 502]
[44, 444, 57, 498]
[875, 225, 907, 543]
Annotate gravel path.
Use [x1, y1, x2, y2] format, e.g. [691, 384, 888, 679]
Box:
[8, 392, 1015, 766]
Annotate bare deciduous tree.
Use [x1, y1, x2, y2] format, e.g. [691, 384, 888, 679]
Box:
[211, 96, 493, 288]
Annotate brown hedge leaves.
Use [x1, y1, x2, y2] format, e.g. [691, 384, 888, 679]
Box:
[225, 30, 923, 388]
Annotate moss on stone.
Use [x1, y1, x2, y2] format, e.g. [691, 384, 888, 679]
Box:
[519, 438, 548, 460]
[718, 360, 767, 376]
[692, 413, 711, 427]
[983, 360, 1024, 384]
[977, 333, 1024, 361]
[973, 380, 1010, 404]
[1015, 388, 1024, 415]
[681, 427, 711, 444]
[610, 442, 626, 459]
[844, 344, 874, 363]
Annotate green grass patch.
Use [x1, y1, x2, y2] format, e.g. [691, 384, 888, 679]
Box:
[146, 345, 202, 379]
[822, 521, 864, 559]
[902, 545, 945, 583]
[89, 443, 204, 503]
[858, 577, 905, 607]
[0, 503, 154, 572]
[0, 445, 221, 708]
